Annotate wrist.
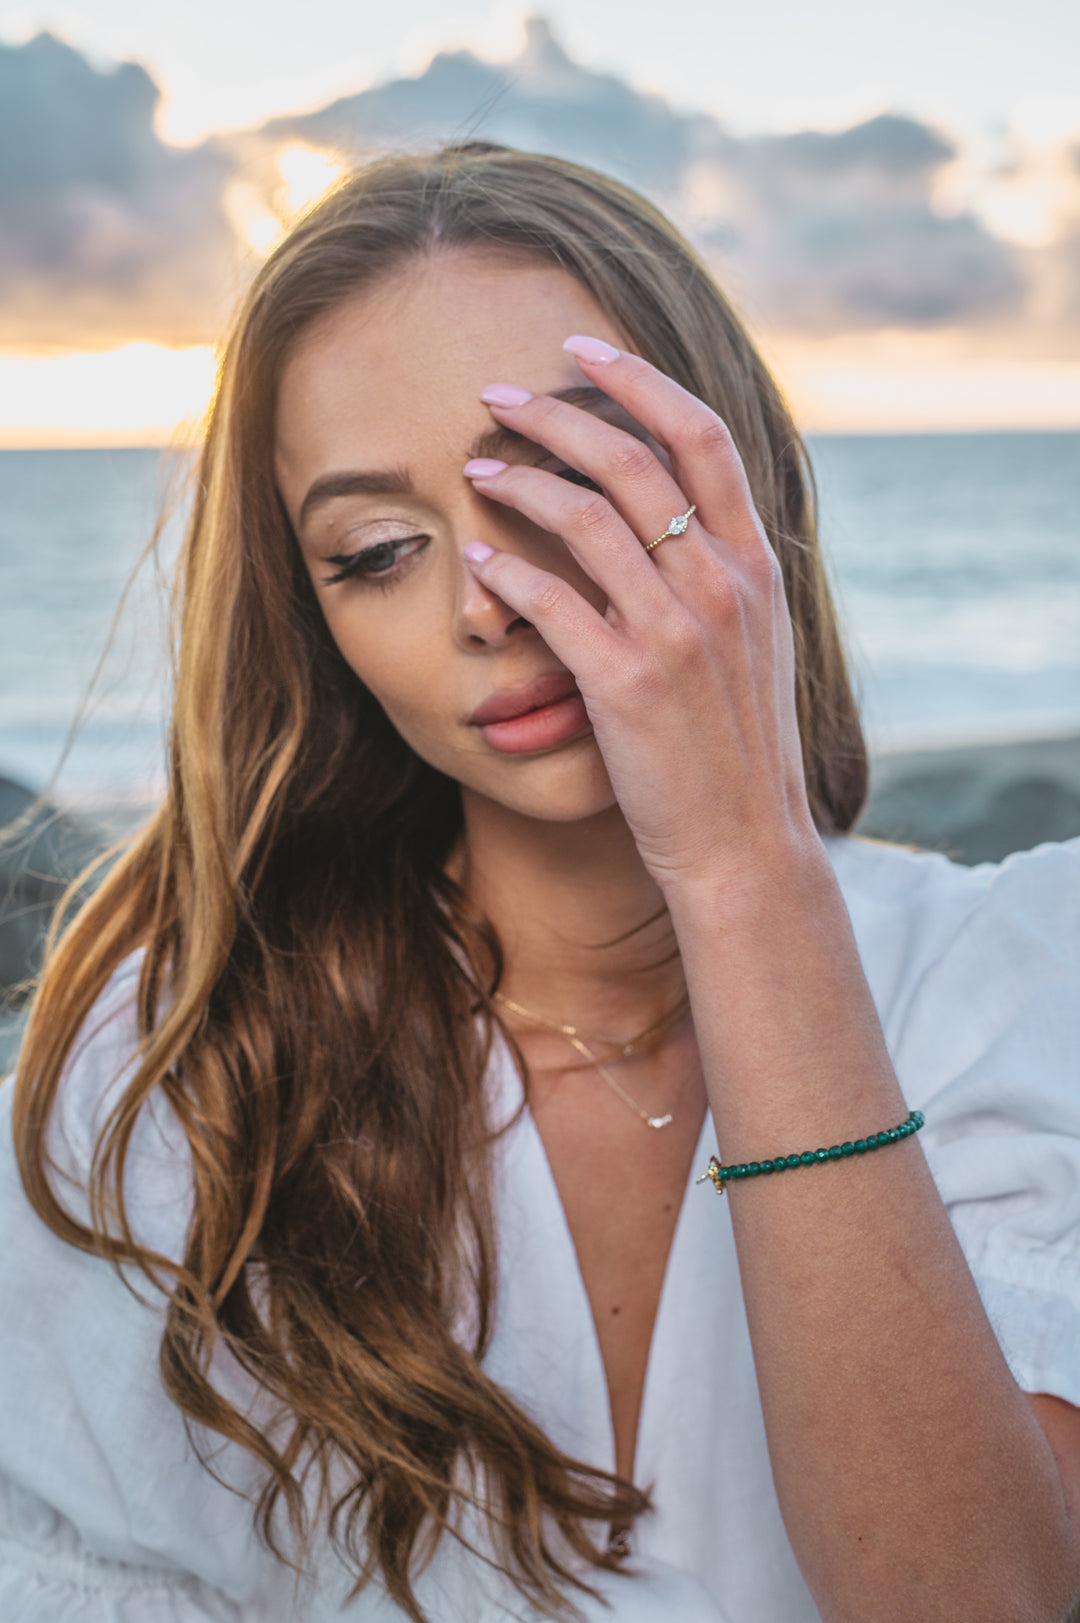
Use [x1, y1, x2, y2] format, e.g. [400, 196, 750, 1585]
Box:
[660, 826, 838, 926]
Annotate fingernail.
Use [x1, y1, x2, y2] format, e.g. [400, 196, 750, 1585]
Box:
[464, 458, 508, 478]
[480, 384, 533, 407]
[563, 334, 620, 364]
[463, 542, 495, 564]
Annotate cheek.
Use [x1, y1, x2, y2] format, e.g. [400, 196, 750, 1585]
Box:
[319, 595, 458, 749]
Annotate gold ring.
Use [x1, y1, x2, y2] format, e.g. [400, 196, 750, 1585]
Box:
[644, 504, 696, 554]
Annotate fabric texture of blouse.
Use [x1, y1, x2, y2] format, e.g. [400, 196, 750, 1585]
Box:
[0, 831, 1078, 1621]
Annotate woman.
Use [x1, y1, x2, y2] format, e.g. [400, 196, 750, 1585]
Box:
[2, 142, 1078, 1622]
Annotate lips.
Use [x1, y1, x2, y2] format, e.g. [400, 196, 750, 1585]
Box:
[469, 671, 582, 727]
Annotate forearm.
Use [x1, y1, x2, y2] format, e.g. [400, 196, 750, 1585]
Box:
[667, 842, 1078, 1623]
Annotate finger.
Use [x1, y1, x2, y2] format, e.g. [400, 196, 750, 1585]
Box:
[478, 384, 694, 556]
[464, 459, 665, 622]
[560, 336, 764, 552]
[460, 540, 618, 682]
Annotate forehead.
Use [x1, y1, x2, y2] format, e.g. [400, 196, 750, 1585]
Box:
[274, 250, 626, 487]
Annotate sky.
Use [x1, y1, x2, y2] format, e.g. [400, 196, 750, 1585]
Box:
[6, 0, 1080, 147]
[1, 0, 1079, 442]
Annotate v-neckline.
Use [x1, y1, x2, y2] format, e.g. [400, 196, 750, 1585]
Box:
[490, 1023, 714, 1485]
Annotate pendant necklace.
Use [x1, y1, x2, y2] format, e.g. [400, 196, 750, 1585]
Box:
[493, 989, 694, 1131]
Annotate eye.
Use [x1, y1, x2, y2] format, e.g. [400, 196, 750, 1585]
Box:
[321, 534, 428, 588]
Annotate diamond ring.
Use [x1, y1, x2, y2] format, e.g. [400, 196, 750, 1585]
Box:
[644, 504, 696, 554]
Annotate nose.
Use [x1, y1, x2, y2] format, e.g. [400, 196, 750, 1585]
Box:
[453, 561, 534, 648]
[451, 515, 537, 651]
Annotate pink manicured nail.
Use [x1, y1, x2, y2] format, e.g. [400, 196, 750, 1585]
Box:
[464, 458, 508, 478]
[563, 334, 620, 364]
[480, 384, 533, 407]
[463, 542, 495, 564]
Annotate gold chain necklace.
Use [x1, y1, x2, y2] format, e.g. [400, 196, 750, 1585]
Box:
[493, 989, 693, 1131]
[492, 989, 691, 1060]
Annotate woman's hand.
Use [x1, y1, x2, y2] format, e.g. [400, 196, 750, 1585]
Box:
[462, 335, 823, 895]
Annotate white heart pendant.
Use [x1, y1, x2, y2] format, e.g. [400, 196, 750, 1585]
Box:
[647, 1113, 674, 1129]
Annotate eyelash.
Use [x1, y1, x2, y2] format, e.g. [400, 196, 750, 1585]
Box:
[321, 535, 428, 589]
[319, 469, 604, 589]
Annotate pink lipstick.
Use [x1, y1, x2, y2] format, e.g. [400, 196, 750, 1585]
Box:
[469, 671, 591, 754]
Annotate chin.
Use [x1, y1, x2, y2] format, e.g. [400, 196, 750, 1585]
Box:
[468, 744, 617, 823]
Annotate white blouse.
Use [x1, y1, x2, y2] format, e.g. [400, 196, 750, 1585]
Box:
[1, 831, 1078, 1622]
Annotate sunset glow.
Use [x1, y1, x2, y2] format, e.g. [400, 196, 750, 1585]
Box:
[0, 345, 217, 448]
[2, 334, 1078, 449]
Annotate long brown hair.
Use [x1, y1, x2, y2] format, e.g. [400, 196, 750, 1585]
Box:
[13, 143, 867, 1620]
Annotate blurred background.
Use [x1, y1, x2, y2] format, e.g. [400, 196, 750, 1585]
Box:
[1, 1, 1079, 1058]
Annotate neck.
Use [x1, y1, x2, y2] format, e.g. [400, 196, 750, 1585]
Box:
[452, 788, 687, 1037]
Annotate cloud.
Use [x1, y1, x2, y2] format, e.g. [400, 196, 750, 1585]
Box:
[0, 32, 240, 348]
[690, 115, 1025, 331]
[269, 21, 1025, 334]
[0, 17, 1073, 353]
[267, 18, 702, 198]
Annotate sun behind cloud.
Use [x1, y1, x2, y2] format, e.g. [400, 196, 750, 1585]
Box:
[277, 145, 346, 216]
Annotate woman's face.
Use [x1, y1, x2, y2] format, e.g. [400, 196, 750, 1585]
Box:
[274, 249, 649, 825]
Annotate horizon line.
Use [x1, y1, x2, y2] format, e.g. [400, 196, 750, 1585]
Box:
[3, 422, 1080, 452]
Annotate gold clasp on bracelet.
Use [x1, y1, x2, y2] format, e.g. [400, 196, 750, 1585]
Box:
[696, 1155, 726, 1195]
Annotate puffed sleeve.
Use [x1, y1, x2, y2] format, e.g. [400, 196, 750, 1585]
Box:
[0, 957, 288, 1620]
[888, 835, 1080, 1406]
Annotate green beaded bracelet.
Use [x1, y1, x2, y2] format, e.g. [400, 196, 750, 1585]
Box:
[696, 1109, 924, 1196]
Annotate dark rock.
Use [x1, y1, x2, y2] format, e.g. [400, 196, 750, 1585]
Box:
[0, 775, 125, 1073]
[0, 774, 111, 1006]
[858, 734, 1080, 864]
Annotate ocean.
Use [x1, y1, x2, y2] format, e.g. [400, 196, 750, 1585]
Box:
[1, 432, 1078, 807]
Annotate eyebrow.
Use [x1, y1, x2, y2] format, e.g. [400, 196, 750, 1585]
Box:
[294, 385, 632, 533]
[297, 468, 412, 531]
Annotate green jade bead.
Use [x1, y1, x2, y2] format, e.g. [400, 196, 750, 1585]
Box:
[701, 1110, 924, 1194]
